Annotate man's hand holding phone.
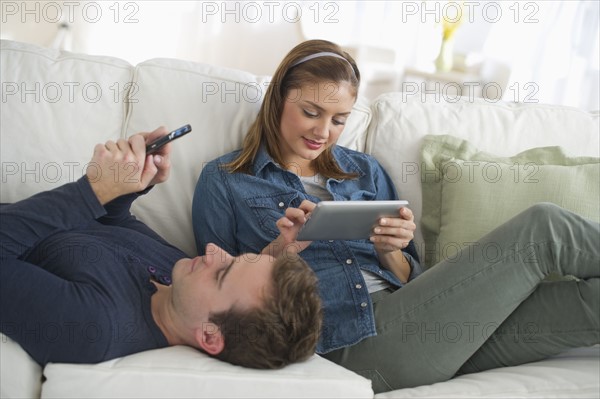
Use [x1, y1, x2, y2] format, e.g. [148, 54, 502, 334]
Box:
[142, 123, 190, 187]
[86, 126, 173, 205]
[141, 126, 173, 187]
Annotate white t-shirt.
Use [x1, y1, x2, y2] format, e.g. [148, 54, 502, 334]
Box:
[299, 174, 392, 293]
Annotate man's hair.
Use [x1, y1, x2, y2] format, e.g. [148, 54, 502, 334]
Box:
[209, 254, 322, 369]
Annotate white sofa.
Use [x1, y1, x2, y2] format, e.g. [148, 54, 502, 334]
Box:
[1, 39, 598, 399]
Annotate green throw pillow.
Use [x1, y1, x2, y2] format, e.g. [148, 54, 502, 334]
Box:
[420, 134, 600, 268]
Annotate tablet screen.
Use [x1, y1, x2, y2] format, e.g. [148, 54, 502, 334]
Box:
[296, 200, 408, 241]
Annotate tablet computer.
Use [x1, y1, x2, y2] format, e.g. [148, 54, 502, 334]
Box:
[296, 200, 409, 241]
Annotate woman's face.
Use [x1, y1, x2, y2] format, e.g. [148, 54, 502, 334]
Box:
[278, 81, 355, 176]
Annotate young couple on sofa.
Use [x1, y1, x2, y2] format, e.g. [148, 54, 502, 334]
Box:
[1, 40, 598, 393]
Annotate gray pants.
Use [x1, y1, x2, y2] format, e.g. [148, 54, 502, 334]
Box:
[322, 203, 600, 393]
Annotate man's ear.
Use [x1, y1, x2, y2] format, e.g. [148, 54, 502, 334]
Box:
[195, 322, 224, 355]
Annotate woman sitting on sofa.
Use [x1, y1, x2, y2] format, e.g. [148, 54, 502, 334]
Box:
[192, 39, 600, 393]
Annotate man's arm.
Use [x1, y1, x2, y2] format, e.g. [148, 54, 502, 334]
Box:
[0, 179, 111, 365]
[0, 178, 107, 259]
[87, 128, 179, 248]
[0, 127, 172, 259]
[0, 128, 175, 365]
[90, 128, 176, 245]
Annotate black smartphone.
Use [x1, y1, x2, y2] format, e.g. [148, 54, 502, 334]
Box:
[146, 124, 192, 154]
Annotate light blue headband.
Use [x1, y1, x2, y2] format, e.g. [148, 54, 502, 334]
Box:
[290, 51, 356, 77]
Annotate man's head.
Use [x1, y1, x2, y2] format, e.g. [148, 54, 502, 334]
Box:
[170, 243, 322, 369]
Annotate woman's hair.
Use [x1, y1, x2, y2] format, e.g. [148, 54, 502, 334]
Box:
[209, 254, 323, 369]
[224, 39, 361, 179]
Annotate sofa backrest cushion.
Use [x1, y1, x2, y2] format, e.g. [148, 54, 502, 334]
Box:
[420, 134, 600, 267]
[124, 58, 371, 256]
[0, 39, 133, 203]
[366, 94, 600, 261]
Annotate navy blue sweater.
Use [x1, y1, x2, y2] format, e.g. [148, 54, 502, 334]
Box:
[0, 177, 185, 365]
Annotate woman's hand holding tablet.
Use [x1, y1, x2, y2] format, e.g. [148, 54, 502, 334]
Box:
[296, 200, 409, 241]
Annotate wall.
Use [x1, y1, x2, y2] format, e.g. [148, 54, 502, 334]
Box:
[1, 1, 599, 108]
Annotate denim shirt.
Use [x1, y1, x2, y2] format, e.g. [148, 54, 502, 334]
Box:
[192, 145, 422, 354]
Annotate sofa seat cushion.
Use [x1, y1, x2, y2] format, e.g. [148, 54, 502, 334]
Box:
[420, 134, 600, 266]
[40, 346, 373, 398]
[375, 346, 600, 399]
[0, 334, 43, 399]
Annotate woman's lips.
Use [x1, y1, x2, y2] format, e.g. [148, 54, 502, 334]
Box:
[303, 137, 324, 150]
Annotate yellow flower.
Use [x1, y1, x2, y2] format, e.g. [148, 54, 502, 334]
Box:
[439, 1, 465, 40]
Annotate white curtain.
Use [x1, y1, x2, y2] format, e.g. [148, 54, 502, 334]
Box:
[34, 0, 599, 110]
[480, 0, 599, 110]
[67, 1, 304, 75]
[302, 0, 600, 111]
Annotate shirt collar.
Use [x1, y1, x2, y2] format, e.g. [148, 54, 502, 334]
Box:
[252, 144, 278, 175]
[252, 143, 366, 179]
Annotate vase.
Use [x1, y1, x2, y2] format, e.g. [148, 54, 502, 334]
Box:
[435, 37, 454, 72]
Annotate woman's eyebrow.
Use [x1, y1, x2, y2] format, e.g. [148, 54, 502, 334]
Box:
[218, 259, 235, 289]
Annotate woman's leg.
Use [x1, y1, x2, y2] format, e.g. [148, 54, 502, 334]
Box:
[458, 277, 599, 373]
[322, 203, 600, 393]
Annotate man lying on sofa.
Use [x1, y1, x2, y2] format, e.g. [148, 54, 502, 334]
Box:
[0, 127, 322, 369]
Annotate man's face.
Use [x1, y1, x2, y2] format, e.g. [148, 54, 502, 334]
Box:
[171, 243, 276, 328]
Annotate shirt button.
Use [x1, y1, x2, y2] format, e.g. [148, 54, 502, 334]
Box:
[278, 202, 285, 208]
[355, 284, 362, 289]
[360, 302, 368, 308]
[148, 266, 156, 274]
[162, 276, 172, 284]
[346, 259, 353, 265]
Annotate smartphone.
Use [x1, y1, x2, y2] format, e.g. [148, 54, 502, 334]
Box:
[146, 124, 192, 154]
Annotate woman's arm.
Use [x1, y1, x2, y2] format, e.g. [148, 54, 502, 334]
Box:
[261, 200, 315, 258]
[192, 161, 239, 256]
[369, 157, 421, 282]
[371, 207, 417, 283]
